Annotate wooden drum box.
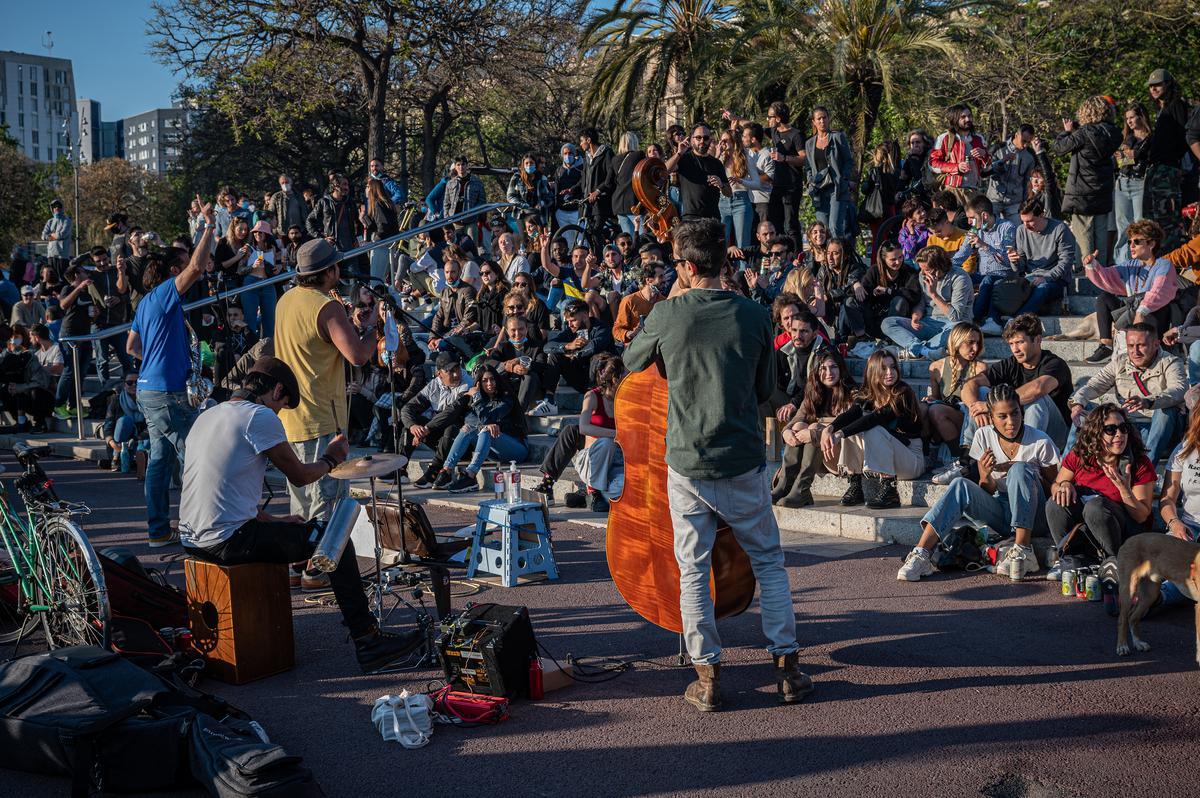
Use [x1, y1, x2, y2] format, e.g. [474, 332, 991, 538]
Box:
[184, 559, 295, 684]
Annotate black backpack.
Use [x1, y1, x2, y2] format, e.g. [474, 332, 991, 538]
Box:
[931, 525, 988, 571]
[0, 646, 322, 797]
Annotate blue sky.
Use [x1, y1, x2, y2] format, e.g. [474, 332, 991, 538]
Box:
[2, 0, 177, 120]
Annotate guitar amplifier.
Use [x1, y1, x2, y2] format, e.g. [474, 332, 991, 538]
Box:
[437, 603, 537, 698]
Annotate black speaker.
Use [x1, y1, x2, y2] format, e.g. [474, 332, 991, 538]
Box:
[437, 603, 537, 698]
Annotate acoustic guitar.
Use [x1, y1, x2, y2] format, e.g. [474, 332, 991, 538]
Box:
[605, 362, 757, 633]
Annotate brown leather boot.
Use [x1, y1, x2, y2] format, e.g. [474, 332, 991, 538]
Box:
[683, 663, 722, 712]
[774, 653, 814, 704]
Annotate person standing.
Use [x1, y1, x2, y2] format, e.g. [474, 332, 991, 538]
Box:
[623, 218, 813, 712]
[553, 143, 583, 232]
[665, 124, 731, 222]
[985, 124, 1035, 221]
[929, 103, 991, 205]
[269, 174, 309, 233]
[125, 197, 215, 547]
[273, 238, 383, 525]
[1113, 103, 1153, 254]
[579, 128, 617, 245]
[41, 199, 72, 275]
[85, 247, 134, 382]
[765, 103, 805, 240]
[51, 265, 96, 421]
[804, 106, 856, 239]
[1144, 70, 1191, 248]
[1053, 96, 1122, 271]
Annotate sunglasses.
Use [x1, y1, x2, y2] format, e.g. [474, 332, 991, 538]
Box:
[769, 250, 788, 257]
[1129, 238, 1154, 246]
[505, 305, 524, 311]
[124, 379, 137, 386]
[692, 135, 711, 142]
[1102, 422, 1131, 437]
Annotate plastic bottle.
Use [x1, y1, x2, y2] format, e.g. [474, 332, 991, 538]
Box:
[506, 461, 521, 504]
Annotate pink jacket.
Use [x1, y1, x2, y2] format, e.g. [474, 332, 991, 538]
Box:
[1085, 256, 1177, 316]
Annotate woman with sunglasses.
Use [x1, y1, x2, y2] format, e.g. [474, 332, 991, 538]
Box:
[502, 283, 550, 343]
[102, 370, 147, 473]
[463, 260, 510, 344]
[1046, 403, 1155, 563]
[898, 383, 1061, 582]
[805, 106, 855, 239]
[1083, 219, 1176, 364]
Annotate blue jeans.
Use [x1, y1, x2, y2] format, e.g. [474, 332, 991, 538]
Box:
[137, 390, 198, 539]
[113, 414, 138, 444]
[921, 462, 1047, 538]
[1113, 175, 1146, 253]
[811, 187, 851, 239]
[444, 427, 529, 474]
[719, 191, 754, 252]
[961, 391, 1068, 451]
[240, 275, 278, 338]
[617, 214, 638, 239]
[1015, 279, 1066, 316]
[881, 316, 949, 355]
[1188, 340, 1200, 383]
[973, 271, 1014, 324]
[1064, 406, 1181, 465]
[55, 341, 92, 406]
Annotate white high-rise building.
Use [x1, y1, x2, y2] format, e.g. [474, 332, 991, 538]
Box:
[0, 50, 77, 163]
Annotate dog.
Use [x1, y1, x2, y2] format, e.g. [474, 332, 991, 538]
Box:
[1115, 534, 1200, 663]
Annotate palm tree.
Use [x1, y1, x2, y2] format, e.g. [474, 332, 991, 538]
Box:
[580, 0, 737, 126]
[727, 0, 964, 169]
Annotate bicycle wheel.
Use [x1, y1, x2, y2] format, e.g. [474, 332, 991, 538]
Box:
[555, 223, 597, 255]
[33, 516, 109, 650]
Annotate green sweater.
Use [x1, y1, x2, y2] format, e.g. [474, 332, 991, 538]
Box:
[623, 288, 776, 480]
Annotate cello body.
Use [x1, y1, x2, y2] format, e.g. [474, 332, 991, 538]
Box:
[631, 157, 679, 244]
[605, 363, 757, 633]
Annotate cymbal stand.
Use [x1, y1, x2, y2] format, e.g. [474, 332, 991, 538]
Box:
[369, 474, 385, 625]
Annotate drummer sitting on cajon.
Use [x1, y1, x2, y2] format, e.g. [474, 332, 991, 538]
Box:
[179, 356, 423, 673]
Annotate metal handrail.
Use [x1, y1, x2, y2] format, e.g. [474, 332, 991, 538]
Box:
[59, 201, 521, 439]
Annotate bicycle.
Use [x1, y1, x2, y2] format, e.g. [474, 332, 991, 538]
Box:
[0, 443, 109, 654]
[554, 201, 617, 256]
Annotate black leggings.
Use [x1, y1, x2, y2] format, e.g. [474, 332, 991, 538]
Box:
[1045, 495, 1141, 558]
[1094, 293, 1173, 341]
[540, 424, 585, 480]
[184, 517, 374, 638]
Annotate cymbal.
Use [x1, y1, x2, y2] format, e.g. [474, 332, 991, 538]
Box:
[329, 453, 409, 480]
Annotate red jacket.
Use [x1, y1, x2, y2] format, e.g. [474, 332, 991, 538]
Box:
[930, 132, 991, 189]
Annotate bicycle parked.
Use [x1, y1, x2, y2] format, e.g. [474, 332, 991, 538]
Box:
[0, 443, 109, 654]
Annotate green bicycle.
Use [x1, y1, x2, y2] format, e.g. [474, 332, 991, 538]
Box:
[0, 443, 109, 654]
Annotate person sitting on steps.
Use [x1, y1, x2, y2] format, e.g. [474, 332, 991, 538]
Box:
[820, 348, 923, 509]
[773, 349, 856, 508]
[880, 245, 972, 360]
[922, 321, 985, 467]
[434, 364, 529, 494]
[898, 383, 1061, 582]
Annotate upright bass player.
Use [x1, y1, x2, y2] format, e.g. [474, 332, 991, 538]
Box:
[622, 218, 814, 712]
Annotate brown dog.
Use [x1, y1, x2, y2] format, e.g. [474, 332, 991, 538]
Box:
[1116, 534, 1200, 662]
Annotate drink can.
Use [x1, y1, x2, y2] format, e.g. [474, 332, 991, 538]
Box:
[492, 471, 505, 499]
[1085, 575, 1101, 602]
[1075, 571, 1087, 599]
[838, 343, 848, 358]
[985, 545, 999, 566]
[1060, 570, 1076, 597]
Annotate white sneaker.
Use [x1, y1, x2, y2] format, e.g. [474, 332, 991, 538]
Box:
[981, 319, 1005, 336]
[897, 548, 935, 581]
[931, 462, 964, 485]
[997, 544, 1039, 581]
[529, 399, 558, 417]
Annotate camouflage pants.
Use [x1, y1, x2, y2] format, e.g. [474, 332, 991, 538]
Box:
[1143, 164, 1184, 251]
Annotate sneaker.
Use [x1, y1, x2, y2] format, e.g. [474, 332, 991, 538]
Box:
[997, 544, 1039, 581]
[840, 474, 864, 506]
[564, 490, 587, 508]
[432, 469, 454, 490]
[1085, 344, 1113, 364]
[0, 421, 31, 434]
[866, 475, 900, 509]
[355, 628, 425, 673]
[532, 474, 555, 496]
[301, 571, 331, 592]
[897, 548, 935, 581]
[981, 319, 1005, 336]
[589, 492, 609, 513]
[529, 398, 559, 417]
[147, 528, 179, 549]
[413, 465, 438, 489]
[931, 461, 964, 485]
[1044, 564, 1063, 582]
[52, 405, 73, 421]
[447, 471, 480, 493]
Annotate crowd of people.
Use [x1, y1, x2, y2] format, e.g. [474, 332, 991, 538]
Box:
[1, 70, 1200, 618]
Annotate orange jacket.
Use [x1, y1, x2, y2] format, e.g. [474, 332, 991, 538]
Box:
[1168, 234, 1200, 284]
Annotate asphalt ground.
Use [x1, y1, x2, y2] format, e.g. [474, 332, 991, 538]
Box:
[3, 453, 1200, 798]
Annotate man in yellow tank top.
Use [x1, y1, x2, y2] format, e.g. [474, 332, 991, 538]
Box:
[274, 240, 383, 525]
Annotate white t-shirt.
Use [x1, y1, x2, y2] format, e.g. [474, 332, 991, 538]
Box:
[1167, 443, 1200, 526]
[968, 425, 1060, 493]
[179, 400, 287, 548]
[35, 344, 63, 369]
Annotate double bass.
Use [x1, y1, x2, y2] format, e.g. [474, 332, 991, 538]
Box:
[605, 361, 757, 633]
[630, 157, 679, 245]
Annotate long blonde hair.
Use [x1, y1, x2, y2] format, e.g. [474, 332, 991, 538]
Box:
[783, 265, 818, 306]
[720, 130, 748, 179]
[944, 321, 984, 396]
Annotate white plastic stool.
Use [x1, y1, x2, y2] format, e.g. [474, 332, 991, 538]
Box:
[464, 500, 558, 587]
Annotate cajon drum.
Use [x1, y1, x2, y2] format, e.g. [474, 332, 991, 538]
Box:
[184, 559, 294, 684]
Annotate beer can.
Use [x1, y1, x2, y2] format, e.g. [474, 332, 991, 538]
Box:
[1085, 575, 1101, 602]
[1060, 570, 1076, 597]
[985, 545, 999, 566]
[1075, 571, 1087, 599]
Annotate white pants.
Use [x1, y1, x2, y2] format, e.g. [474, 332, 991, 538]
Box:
[571, 437, 624, 500]
[836, 427, 924, 478]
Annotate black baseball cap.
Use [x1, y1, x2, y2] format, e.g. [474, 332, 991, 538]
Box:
[434, 351, 461, 372]
[246, 356, 300, 409]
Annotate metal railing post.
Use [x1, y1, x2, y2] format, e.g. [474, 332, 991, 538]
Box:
[71, 344, 83, 442]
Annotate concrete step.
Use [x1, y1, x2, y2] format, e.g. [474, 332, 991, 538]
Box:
[848, 356, 1105, 387]
[809, 471, 947, 508]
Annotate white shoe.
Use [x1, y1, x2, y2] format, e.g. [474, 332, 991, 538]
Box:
[981, 319, 1005, 336]
[931, 462, 963, 485]
[997, 544, 1039, 581]
[897, 548, 935, 581]
[529, 399, 558, 417]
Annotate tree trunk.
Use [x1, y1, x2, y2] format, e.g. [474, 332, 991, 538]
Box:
[420, 88, 455, 194]
[361, 59, 388, 163]
[856, 82, 886, 184]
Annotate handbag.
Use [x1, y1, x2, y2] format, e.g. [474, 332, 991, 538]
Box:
[860, 185, 886, 222]
[990, 274, 1033, 317]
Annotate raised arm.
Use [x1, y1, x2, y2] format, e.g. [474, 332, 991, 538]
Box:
[177, 197, 216, 296]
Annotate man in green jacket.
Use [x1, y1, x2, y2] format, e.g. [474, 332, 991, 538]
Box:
[623, 218, 813, 713]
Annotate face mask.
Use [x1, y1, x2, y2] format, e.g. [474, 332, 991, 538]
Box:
[248, 203, 256, 213]
[281, 182, 291, 192]
[524, 165, 536, 174]
[562, 155, 573, 166]
[512, 337, 527, 346]
[201, 315, 216, 327]
[240, 200, 249, 209]
[10, 338, 22, 348]
[649, 284, 661, 296]
[447, 279, 461, 288]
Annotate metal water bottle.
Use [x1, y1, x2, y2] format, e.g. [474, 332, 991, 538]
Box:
[492, 469, 505, 501]
[528, 656, 544, 700]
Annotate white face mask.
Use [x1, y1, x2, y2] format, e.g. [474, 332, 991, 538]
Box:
[281, 182, 291, 192]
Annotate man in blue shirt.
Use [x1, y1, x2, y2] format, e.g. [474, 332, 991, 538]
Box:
[126, 197, 215, 546]
[951, 194, 1017, 336]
